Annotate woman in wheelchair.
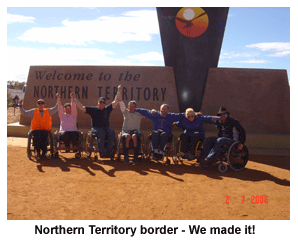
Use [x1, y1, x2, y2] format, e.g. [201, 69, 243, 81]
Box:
[57, 93, 79, 152]
[198, 107, 246, 166]
[175, 108, 219, 161]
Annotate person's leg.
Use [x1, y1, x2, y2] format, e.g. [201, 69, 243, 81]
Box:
[150, 131, 161, 160]
[121, 132, 130, 164]
[200, 136, 218, 159]
[132, 133, 141, 164]
[61, 131, 70, 151]
[91, 127, 106, 156]
[40, 130, 49, 156]
[150, 131, 160, 150]
[159, 132, 173, 160]
[180, 133, 190, 152]
[207, 137, 235, 160]
[105, 128, 115, 157]
[31, 130, 41, 155]
[70, 131, 79, 147]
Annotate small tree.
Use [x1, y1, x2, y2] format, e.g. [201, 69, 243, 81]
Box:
[7, 92, 14, 108]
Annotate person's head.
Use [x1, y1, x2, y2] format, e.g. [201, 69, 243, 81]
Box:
[217, 107, 230, 123]
[185, 108, 195, 122]
[36, 99, 45, 111]
[98, 97, 106, 110]
[128, 100, 137, 113]
[160, 104, 169, 117]
[64, 103, 72, 115]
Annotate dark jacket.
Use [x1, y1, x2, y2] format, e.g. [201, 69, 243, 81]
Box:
[215, 117, 246, 144]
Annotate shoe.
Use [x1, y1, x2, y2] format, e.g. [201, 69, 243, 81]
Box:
[196, 158, 212, 167]
[152, 153, 159, 160]
[124, 157, 130, 164]
[99, 152, 105, 158]
[133, 157, 139, 165]
[41, 150, 47, 157]
[181, 153, 189, 159]
[187, 154, 195, 161]
[105, 150, 113, 158]
[157, 153, 164, 160]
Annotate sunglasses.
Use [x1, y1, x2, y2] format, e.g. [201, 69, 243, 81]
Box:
[187, 115, 195, 118]
[100, 101, 105, 104]
[37, 102, 45, 105]
[220, 113, 226, 116]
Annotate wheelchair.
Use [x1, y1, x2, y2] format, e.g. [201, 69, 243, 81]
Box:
[53, 130, 84, 159]
[200, 141, 249, 173]
[27, 129, 54, 159]
[85, 131, 117, 161]
[145, 132, 177, 165]
[175, 137, 204, 164]
[116, 131, 146, 163]
[216, 142, 249, 173]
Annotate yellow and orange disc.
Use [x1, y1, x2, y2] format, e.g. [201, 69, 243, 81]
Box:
[175, 7, 209, 37]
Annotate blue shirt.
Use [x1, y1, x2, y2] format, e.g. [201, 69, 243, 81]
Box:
[85, 103, 113, 128]
[136, 108, 185, 133]
[175, 115, 214, 135]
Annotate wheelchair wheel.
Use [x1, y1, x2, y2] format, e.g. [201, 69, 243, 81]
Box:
[46, 131, 54, 159]
[175, 138, 182, 163]
[218, 163, 228, 173]
[85, 131, 93, 158]
[145, 134, 154, 161]
[195, 140, 204, 159]
[110, 138, 117, 161]
[168, 137, 177, 164]
[27, 130, 34, 159]
[116, 132, 122, 161]
[228, 142, 249, 171]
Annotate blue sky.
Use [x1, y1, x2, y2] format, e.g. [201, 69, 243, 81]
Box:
[6, 6, 290, 83]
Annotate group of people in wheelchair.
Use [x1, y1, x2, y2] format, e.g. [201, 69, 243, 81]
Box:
[19, 84, 248, 172]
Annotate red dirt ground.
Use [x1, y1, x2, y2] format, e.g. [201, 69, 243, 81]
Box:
[7, 140, 290, 220]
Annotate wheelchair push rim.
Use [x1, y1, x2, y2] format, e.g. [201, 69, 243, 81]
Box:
[227, 142, 249, 171]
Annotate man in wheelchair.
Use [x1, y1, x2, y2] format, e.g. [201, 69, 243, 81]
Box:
[136, 104, 186, 160]
[74, 85, 122, 158]
[119, 99, 144, 164]
[175, 108, 219, 161]
[198, 107, 246, 166]
[19, 97, 58, 157]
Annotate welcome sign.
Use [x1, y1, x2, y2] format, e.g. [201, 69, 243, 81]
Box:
[20, 66, 180, 129]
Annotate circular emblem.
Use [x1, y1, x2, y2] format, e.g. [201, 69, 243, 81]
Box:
[175, 7, 209, 37]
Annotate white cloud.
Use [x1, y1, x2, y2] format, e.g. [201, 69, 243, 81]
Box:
[6, 46, 161, 81]
[7, 13, 35, 24]
[236, 59, 268, 64]
[246, 42, 290, 51]
[246, 42, 290, 57]
[17, 10, 159, 45]
[220, 51, 260, 59]
[268, 50, 290, 57]
[128, 51, 164, 62]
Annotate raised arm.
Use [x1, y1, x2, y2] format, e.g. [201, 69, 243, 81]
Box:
[18, 99, 34, 118]
[70, 92, 77, 119]
[73, 93, 86, 112]
[48, 96, 58, 116]
[112, 85, 122, 109]
[119, 101, 126, 113]
[56, 93, 64, 119]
